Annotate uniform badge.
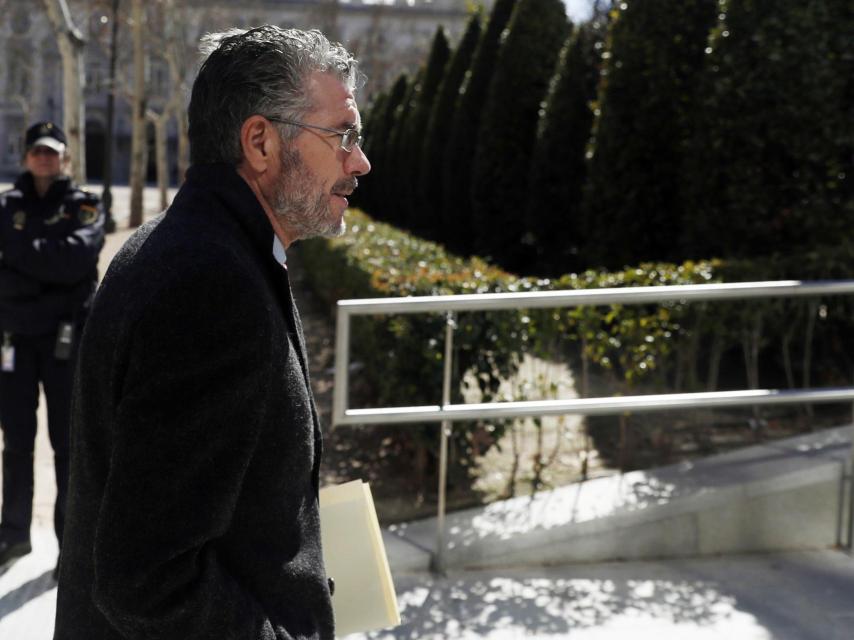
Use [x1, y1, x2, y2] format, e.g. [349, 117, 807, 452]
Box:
[78, 203, 99, 225]
[45, 204, 67, 225]
[12, 210, 26, 230]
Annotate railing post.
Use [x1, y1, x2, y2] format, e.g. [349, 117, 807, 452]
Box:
[332, 304, 350, 428]
[848, 396, 854, 551]
[432, 311, 456, 575]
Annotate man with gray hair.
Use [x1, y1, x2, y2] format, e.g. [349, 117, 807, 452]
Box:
[54, 25, 370, 639]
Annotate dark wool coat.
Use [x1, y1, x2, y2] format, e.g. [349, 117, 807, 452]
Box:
[54, 163, 334, 639]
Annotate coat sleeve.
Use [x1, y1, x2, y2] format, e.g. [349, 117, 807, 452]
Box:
[1, 195, 105, 285]
[0, 266, 41, 299]
[90, 258, 289, 640]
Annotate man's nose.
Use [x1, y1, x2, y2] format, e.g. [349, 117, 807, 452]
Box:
[346, 144, 370, 177]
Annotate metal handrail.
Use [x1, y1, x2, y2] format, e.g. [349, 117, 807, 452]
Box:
[331, 279, 854, 571]
[333, 280, 854, 425]
[335, 279, 854, 315]
[338, 388, 854, 425]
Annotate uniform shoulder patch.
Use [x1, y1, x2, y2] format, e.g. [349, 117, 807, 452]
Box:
[13, 210, 27, 230]
[78, 203, 100, 225]
[1, 189, 23, 208]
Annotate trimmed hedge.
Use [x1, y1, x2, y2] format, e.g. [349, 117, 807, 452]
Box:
[302, 209, 854, 398]
[300, 211, 854, 481]
[301, 210, 532, 492]
[301, 209, 528, 412]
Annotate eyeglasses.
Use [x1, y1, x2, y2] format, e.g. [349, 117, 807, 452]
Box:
[266, 116, 363, 153]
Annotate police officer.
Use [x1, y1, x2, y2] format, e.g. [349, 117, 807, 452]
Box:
[0, 122, 104, 572]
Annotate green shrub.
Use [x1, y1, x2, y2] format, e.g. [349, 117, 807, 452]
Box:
[300, 210, 854, 483]
[301, 210, 533, 494]
[302, 209, 529, 404]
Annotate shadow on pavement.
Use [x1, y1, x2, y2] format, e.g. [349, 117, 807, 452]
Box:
[0, 568, 55, 621]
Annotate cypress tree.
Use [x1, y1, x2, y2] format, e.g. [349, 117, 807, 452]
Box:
[525, 23, 604, 277]
[470, 0, 570, 273]
[360, 74, 409, 222]
[418, 12, 482, 242]
[581, 0, 717, 269]
[384, 70, 420, 228]
[351, 90, 386, 215]
[682, 0, 853, 261]
[400, 27, 450, 233]
[442, 0, 518, 255]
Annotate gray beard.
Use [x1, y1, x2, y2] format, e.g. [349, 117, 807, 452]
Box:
[272, 146, 346, 241]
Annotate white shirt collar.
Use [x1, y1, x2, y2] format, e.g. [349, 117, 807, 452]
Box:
[272, 236, 287, 268]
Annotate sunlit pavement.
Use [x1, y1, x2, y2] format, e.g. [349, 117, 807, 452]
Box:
[2, 534, 853, 639]
[0, 529, 58, 640]
[346, 550, 854, 640]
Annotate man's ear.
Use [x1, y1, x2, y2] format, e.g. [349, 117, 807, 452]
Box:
[239, 115, 277, 174]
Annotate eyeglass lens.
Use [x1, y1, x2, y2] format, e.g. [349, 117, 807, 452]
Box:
[343, 129, 363, 151]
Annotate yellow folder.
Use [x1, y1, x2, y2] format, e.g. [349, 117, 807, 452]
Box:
[319, 480, 401, 637]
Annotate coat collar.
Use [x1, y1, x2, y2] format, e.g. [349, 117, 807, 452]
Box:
[14, 172, 73, 204]
[178, 163, 276, 262]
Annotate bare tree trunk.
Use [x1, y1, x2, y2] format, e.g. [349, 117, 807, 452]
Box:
[12, 96, 32, 127]
[154, 115, 169, 210]
[312, 0, 341, 42]
[502, 423, 520, 500]
[741, 310, 764, 435]
[147, 94, 181, 211]
[741, 311, 762, 390]
[160, 0, 190, 183]
[618, 413, 628, 471]
[801, 300, 819, 420]
[176, 109, 189, 181]
[580, 335, 591, 481]
[41, 0, 86, 183]
[706, 331, 724, 391]
[101, 0, 121, 233]
[129, 0, 147, 227]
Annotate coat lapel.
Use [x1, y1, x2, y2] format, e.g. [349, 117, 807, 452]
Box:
[279, 267, 324, 493]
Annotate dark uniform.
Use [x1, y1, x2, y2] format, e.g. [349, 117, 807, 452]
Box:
[0, 161, 104, 561]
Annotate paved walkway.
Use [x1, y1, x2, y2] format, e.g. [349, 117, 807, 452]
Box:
[357, 549, 854, 640]
[2, 532, 853, 639]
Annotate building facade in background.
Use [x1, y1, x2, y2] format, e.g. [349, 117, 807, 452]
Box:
[0, 0, 486, 181]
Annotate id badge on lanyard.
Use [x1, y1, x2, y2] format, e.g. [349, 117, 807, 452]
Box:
[2, 332, 14, 372]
